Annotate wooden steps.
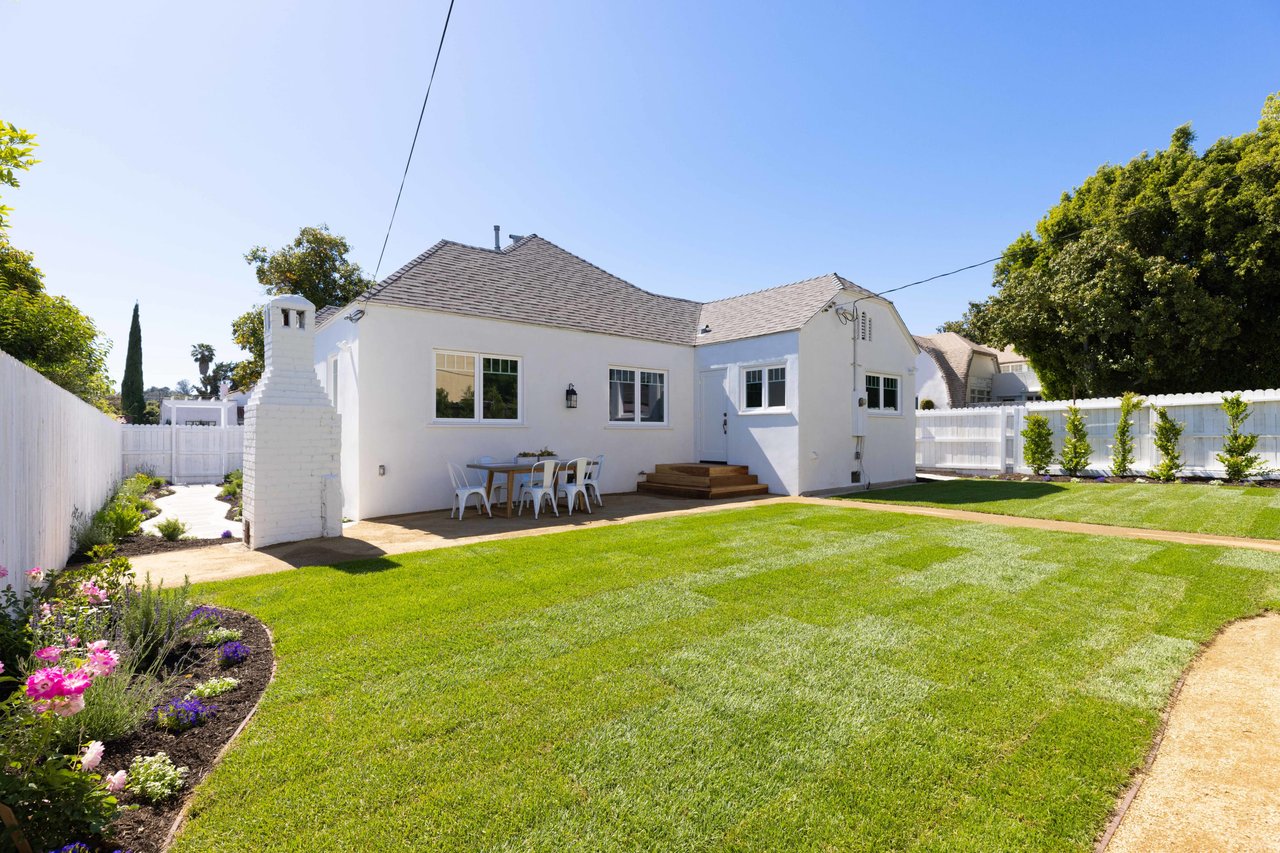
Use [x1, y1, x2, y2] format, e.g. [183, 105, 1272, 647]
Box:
[637, 463, 771, 499]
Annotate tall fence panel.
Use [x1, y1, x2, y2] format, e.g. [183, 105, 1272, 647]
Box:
[917, 389, 1280, 477]
[0, 352, 123, 597]
[121, 425, 244, 484]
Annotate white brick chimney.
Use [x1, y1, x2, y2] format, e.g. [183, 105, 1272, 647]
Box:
[243, 294, 342, 549]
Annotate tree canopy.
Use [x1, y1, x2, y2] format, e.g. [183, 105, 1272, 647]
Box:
[945, 93, 1280, 399]
[122, 303, 145, 423]
[232, 224, 372, 389]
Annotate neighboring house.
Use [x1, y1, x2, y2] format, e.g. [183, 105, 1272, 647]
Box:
[159, 396, 241, 426]
[913, 332, 1000, 409]
[992, 345, 1043, 403]
[312, 234, 920, 520]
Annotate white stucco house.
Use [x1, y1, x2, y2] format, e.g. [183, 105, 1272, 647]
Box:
[914, 333, 1043, 409]
[313, 234, 920, 520]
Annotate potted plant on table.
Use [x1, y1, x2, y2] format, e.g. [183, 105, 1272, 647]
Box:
[515, 447, 557, 465]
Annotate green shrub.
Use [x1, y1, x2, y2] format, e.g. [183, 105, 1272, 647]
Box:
[121, 574, 196, 671]
[0, 753, 121, 851]
[186, 676, 240, 700]
[71, 505, 113, 554]
[1217, 394, 1266, 481]
[1059, 406, 1092, 476]
[150, 475, 168, 491]
[155, 517, 189, 542]
[1020, 414, 1054, 475]
[1150, 405, 1185, 482]
[97, 498, 144, 540]
[220, 469, 243, 499]
[53, 667, 169, 752]
[1110, 392, 1145, 477]
[127, 752, 188, 802]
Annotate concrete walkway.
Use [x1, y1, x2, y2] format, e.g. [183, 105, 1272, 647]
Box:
[141, 484, 242, 540]
[1103, 614, 1280, 852]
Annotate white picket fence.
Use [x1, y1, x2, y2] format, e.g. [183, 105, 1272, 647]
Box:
[0, 352, 123, 597]
[122, 424, 244, 484]
[917, 388, 1280, 477]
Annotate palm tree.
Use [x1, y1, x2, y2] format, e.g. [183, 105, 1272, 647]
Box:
[190, 343, 215, 379]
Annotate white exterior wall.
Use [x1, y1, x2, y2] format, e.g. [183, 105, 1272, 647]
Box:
[1, 352, 122, 598]
[695, 332, 800, 494]
[330, 306, 695, 519]
[915, 350, 950, 409]
[314, 314, 362, 520]
[801, 299, 917, 492]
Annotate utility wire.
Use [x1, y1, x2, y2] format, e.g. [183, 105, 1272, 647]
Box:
[372, 0, 457, 283]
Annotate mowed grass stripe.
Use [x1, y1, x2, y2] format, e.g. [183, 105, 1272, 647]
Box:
[854, 478, 1280, 540]
[171, 504, 1280, 852]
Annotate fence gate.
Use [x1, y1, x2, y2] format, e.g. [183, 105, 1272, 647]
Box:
[122, 425, 244, 484]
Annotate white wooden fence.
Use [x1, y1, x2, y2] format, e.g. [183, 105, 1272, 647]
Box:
[0, 352, 123, 597]
[122, 424, 244, 484]
[917, 389, 1280, 477]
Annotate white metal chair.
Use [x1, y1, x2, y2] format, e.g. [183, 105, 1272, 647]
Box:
[583, 454, 605, 507]
[557, 457, 593, 515]
[518, 460, 559, 519]
[448, 462, 492, 520]
[473, 455, 504, 502]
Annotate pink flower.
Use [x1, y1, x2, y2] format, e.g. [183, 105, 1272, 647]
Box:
[66, 636, 80, 648]
[81, 741, 104, 772]
[26, 567, 42, 582]
[25, 667, 65, 700]
[83, 648, 120, 678]
[39, 603, 52, 617]
[34, 646, 62, 663]
[0, 565, 7, 578]
[80, 581, 108, 604]
[0, 660, 4, 675]
[52, 694, 86, 716]
[104, 770, 127, 792]
[61, 669, 93, 696]
[89, 639, 109, 651]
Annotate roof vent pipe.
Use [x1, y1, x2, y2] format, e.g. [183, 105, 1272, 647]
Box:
[493, 225, 501, 251]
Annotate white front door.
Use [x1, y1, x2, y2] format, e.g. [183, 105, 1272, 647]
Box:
[698, 369, 729, 463]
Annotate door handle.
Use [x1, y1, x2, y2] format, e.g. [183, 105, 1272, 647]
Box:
[722, 413, 728, 434]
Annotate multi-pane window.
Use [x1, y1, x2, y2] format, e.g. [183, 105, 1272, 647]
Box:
[968, 388, 991, 405]
[610, 368, 667, 424]
[865, 373, 899, 412]
[435, 352, 520, 421]
[744, 365, 787, 409]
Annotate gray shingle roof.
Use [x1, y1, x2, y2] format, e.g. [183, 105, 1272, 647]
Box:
[696, 274, 875, 345]
[332, 234, 889, 346]
[914, 332, 1000, 407]
[314, 305, 341, 326]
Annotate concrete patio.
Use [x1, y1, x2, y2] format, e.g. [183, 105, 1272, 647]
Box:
[129, 491, 781, 587]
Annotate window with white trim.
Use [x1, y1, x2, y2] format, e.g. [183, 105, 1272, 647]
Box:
[865, 373, 899, 413]
[609, 367, 667, 424]
[743, 365, 786, 410]
[968, 387, 991, 405]
[434, 351, 521, 421]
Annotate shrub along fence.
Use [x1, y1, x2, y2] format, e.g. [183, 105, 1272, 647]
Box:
[916, 388, 1280, 477]
[121, 424, 244, 484]
[0, 351, 122, 597]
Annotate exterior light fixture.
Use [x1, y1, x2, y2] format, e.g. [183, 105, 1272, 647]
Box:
[565, 383, 578, 409]
[700, 324, 711, 334]
[345, 308, 366, 323]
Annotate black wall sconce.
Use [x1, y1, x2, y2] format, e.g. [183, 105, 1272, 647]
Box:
[565, 383, 578, 409]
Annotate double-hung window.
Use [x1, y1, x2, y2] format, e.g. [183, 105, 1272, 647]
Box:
[743, 365, 786, 410]
[609, 367, 667, 424]
[434, 351, 521, 422]
[865, 373, 900, 413]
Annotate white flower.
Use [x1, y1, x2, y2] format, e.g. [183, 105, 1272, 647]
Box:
[81, 741, 105, 772]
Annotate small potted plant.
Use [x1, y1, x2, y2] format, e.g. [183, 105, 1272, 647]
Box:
[515, 447, 556, 465]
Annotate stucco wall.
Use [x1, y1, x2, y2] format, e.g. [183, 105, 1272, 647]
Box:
[314, 314, 362, 520]
[915, 350, 950, 409]
[695, 332, 800, 494]
[799, 299, 917, 492]
[328, 306, 696, 519]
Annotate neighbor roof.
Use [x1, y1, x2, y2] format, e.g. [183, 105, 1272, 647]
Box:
[995, 344, 1027, 365]
[914, 332, 1000, 407]
[326, 234, 889, 346]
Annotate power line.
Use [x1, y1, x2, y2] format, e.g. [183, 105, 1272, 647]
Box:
[372, 0, 457, 283]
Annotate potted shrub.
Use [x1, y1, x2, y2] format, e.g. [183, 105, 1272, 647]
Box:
[515, 447, 556, 465]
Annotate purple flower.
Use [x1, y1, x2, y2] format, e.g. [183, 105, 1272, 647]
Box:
[1095, 475, 1108, 482]
[221, 530, 233, 539]
[151, 696, 216, 732]
[1042, 475, 1052, 482]
[218, 641, 250, 667]
[185, 605, 221, 625]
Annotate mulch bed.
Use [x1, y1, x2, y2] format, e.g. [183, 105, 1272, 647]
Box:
[100, 608, 274, 853]
[67, 534, 231, 566]
[920, 470, 1280, 487]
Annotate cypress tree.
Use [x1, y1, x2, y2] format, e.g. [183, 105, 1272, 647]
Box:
[122, 302, 145, 423]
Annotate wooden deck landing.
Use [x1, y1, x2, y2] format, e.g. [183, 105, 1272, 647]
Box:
[637, 463, 771, 499]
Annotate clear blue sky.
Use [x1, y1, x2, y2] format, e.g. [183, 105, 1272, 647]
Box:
[4, 0, 1278, 389]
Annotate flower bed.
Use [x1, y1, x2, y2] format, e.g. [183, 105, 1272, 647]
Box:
[0, 549, 272, 852]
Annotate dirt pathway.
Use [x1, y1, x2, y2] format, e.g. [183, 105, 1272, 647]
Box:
[1102, 613, 1280, 852]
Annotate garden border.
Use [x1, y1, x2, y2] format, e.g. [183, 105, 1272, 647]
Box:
[158, 612, 278, 851]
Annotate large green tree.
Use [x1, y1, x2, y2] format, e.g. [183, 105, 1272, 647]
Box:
[121, 302, 145, 422]
[946, 94, 1280, 399]
[0, 120, 115, 411]
[231, 224, 372, 388]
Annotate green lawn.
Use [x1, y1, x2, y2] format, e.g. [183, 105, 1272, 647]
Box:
[172, 505, 1280, 852]
[853, 479, 1280, 540]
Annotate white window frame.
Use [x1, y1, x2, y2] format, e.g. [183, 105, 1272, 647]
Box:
[607, 365, 669, 427]
[865, 372, 902, 415]
[740, 363, 789, 413]
[432, 349, 523, 425]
